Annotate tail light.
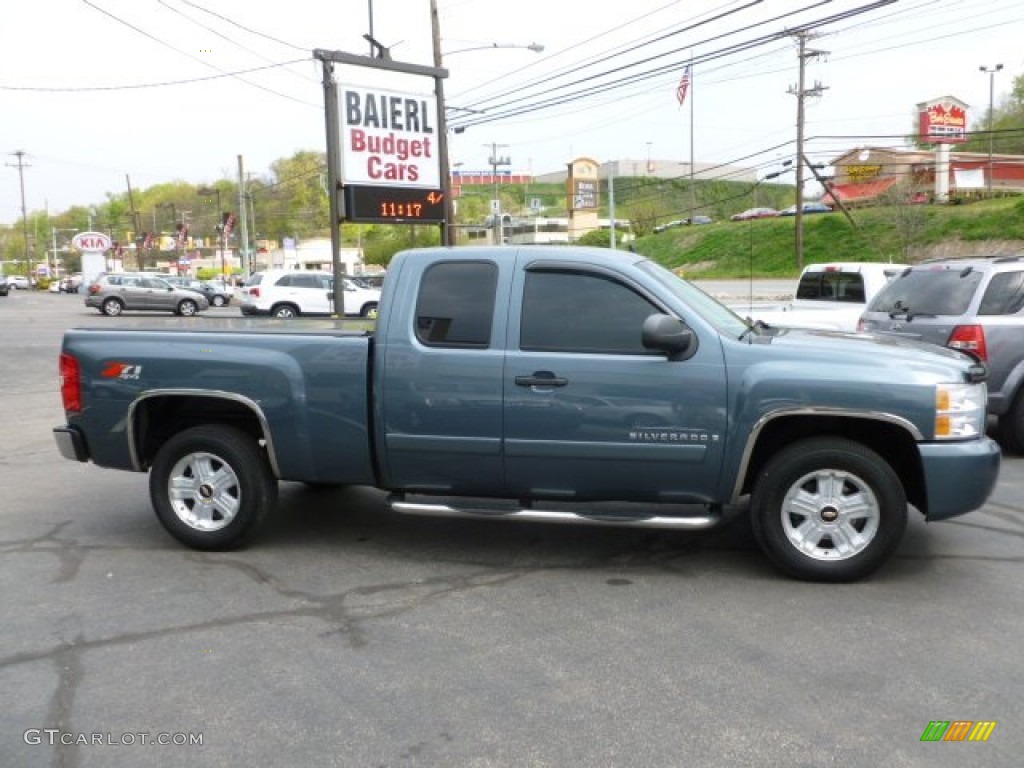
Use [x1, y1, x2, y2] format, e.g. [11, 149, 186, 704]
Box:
[88, 283, 101, 295]
[947, 324, 987, 361]
[249, 287, 260, 298]
[59, 352, 82, 413]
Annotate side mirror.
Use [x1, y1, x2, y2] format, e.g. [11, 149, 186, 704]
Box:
[642, 313, 696, 361]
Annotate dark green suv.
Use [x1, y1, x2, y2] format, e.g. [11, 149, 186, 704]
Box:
[859, 256, 1024, 452]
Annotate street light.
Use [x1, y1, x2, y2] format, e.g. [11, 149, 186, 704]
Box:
[980, 64, 1002, 198]
[430, 0, 544, 245]
[196, 187, 225, 280]
[443, 41, 544, 56]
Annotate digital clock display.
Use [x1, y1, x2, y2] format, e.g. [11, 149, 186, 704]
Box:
[343, 185, 446, 224]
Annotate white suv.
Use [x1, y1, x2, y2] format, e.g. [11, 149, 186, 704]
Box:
[239, 270, 380, 318]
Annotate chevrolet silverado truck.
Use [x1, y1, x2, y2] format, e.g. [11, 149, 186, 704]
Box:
[53, 246, 1000, 582]
[736, 262, 906, 331]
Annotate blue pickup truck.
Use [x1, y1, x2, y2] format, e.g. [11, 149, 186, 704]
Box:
[53, 246, 1000, 582]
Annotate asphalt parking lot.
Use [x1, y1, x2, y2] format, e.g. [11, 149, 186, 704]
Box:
[1, 289, 1022, 767]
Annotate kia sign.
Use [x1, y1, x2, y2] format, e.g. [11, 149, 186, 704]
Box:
[340, 86, 440, 188]
[71, 231, 112, 252]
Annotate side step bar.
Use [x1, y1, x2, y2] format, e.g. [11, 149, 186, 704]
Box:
[388, 497, 722, 531]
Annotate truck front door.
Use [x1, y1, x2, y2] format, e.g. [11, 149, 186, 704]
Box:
[503, 264, 728, 503]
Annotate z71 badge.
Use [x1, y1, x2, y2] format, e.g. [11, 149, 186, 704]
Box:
[100, 362, 143, 380]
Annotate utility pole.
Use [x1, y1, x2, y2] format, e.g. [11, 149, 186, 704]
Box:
[487, 142, 510, 245]
[430, 0, 456, 246]
[980, 64, 1003, 198]
[126, 174, 144, 270]
[7, 150, 32, 286]
[788, 32, 828, 270]
[237, 155, 251, 276]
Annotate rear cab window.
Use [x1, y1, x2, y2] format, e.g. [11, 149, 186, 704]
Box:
[795, 270, 866, 303]
[415, 261, 497, 347]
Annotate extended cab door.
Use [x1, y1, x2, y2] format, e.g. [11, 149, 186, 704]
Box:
[502, 261, 729, 503]
[377, 258, 508, 494]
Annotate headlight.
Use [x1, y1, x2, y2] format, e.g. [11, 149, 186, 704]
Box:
[934, 382, 987, 439]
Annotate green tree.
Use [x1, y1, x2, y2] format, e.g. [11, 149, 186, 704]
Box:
[267, 151, 330, 240]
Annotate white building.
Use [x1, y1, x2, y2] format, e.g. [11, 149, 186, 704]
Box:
[259, 238, 370, 274]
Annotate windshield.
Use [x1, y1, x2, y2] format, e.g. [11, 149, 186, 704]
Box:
[637, 260, 750, 337]
[868, 267, 982, 315]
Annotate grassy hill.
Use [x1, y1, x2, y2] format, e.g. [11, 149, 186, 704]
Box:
[636, 196, 1024, 278]
[458, 177, 1024, 278]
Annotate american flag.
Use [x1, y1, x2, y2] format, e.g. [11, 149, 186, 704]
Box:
[676, 65, 691, 106]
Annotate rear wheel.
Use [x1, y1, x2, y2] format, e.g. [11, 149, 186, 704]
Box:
[750, 437, 907, 582]
[177, 299, 199, 317]
[997, 390, 1024, 454]
[211, 295, 226, 307]
[149, 425, 278, 550]
[101, 298, 124, 316]
[272, 304, 298, 318]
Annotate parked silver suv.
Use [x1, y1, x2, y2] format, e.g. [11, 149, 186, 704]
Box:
[859, 256, 1024, 452]
[85, 272, 210, 317]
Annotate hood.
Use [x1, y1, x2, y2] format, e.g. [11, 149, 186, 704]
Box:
[750, 326, 978, 380]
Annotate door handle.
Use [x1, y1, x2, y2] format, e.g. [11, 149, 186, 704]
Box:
[515, 372, 568, 388]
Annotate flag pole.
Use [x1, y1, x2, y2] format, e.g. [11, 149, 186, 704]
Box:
[689, 53, 696, 223]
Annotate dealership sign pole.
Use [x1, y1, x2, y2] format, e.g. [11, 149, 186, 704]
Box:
[314, 49, 447, 316]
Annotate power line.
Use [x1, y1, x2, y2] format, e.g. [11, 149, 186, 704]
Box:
[0, 60, 308, 92]
[80, 0, 317, 105]
[449, 1, 897, 132]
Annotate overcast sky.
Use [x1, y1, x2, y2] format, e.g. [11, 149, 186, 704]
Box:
[2, 0, 1023, 226]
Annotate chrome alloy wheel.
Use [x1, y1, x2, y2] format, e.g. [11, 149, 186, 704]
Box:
[167, 451, 241, 531]
[780, 469, 880, 561]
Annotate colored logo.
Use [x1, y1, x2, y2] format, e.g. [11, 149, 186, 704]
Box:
[920, 720, 997, 742]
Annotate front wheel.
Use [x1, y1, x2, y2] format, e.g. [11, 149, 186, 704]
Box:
[360, 302, 379, 319]
[149, 425, 278, 550]
[750, 437, 907, 582]
[211, 295, 226, 307]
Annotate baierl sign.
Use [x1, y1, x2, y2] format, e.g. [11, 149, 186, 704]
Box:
[340, 86, 439, 188]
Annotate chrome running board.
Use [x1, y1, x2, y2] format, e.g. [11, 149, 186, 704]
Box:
[388, 497, 722, 530]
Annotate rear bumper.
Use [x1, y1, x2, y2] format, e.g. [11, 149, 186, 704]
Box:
[53, 426, 90, 463]
[919, 438, 1001, 521]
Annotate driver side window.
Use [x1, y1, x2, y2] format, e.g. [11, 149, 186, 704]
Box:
[520, 270, 659, 354]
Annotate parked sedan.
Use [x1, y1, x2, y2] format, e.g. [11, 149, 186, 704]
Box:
[190, 280, 232, 307]
[85, 273, 210, 316]
[7, 275, 31, 290]
[780, 202, 833, 216]
[730, 207, 780, 221]
[0, 276, 9, 297]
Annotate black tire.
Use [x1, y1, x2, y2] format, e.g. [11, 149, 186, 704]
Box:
[272, 304, 299, 318]
[102, 298, 124, 316]
[750, 437, 907, 582]
[996, 390, 1024, 455]
[360, 302, 379, 318]
[211, 295, 226, 307]
[149, 425, 278, 550]
[177, 299, 199, 317]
